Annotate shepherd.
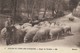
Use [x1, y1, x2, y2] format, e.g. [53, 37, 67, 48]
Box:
[4, 16, 15, 45]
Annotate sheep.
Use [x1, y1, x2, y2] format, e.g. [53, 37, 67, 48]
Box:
[60, 24, 71, 34]
[32, 27, 50, 42]
[39, 22, 45, 27]
[21, 26, 32, 32]
[63, 26, 71, 34]
[1, 26, 26, 44]
[50, 22, 60, 28]
[1, 27, 7, 39]
[0, 26, 17, 45]
[50, 23, 55, 28]
[14, 24, 21, 30]
[21, 23, 32, 29]
[44, 21, 51, 27]
[31, 20, 39, 26]
[33, 25, 41, 29]
[39, 21, 50, 28]
[24, 27, 39, 43]
[11, 26, 26, 44]
[16, 29, 26, 43]
[49, 27, 63, 40]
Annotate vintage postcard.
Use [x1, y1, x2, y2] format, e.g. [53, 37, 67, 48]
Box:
[0, 0, 80, 53]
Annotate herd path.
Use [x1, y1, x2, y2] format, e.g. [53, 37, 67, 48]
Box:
[0, 13, 80, 48]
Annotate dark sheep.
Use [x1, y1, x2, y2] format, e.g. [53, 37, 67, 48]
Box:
[8, 26, 26, 44]
[15, 29, 26, 44]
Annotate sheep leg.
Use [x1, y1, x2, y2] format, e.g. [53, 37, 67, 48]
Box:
[38, 39, 40, 42]
[61, 30, 64, 36]
[45, 34, 49, 41]
[16, 37, 20, 44]
[50, 35, 53, 40]
[69, 28, 71, 33]
[56, 33, 59, 40]
[49, 33, 53, 39]
[67, 28, 71, 34]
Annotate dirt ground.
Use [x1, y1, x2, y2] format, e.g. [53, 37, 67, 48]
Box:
[0, 13, 80, 48]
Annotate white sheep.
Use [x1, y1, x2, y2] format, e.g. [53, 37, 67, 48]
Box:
[60, 24, 71, 34]
[32, 26, 50, 42]
[24, 27, 39, 43]
[21, 23, 32, 29]
[1, 27, 7, 39]
[14, 24, 21, 30]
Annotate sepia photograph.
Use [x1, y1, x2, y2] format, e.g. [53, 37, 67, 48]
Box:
[0, 0, 80, 53]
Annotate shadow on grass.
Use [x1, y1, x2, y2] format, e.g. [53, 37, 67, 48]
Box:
[34, 37, 65, 43]
[63, 33, 74, 37]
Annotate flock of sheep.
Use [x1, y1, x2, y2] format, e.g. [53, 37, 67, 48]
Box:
[1, 21, 72, 44]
